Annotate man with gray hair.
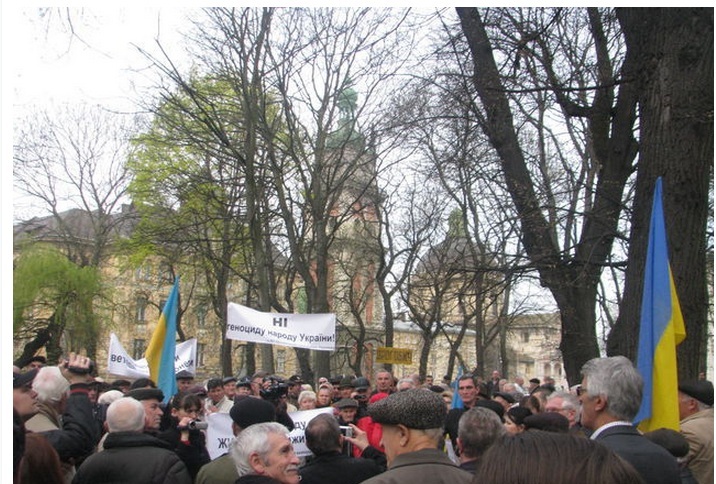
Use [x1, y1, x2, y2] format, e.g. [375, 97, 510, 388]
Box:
[544, 391, 587, 436]
[456, 407, 506, 474]
[579, 355, 680, 484]
[231, 421, 301, 484]
[361, 388, 471, 484]
[395, 377, 416, 392]
[74, 397, 191, 484]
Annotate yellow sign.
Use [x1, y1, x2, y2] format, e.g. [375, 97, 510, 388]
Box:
[376, 347, 413, 365]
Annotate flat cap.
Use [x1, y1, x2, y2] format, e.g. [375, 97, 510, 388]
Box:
[678, 380, 714, 406]
[176, 370, 195, 380]
[368, 388, 446, 429]
[352, 377, 370, 390]
[126, 388, 164, 402]
[236, 376, 252, 387]
[230, 395, 276, 429]
[338, 376, 354, 388]
[222, 376, 238, 385]
[493, 392, 516, 404]
[334, 398, 359, 409]
[188, 384, 208, 397]
[288, 375, 303, 385]
[13, 369, 38, 389]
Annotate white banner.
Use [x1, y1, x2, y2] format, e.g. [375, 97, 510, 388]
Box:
[107, 332, 197, 379]
[226, 303, 336, 351]
[205, 406, 334, 460]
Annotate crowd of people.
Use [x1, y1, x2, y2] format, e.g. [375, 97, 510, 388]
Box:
[12, 354, 714, 484]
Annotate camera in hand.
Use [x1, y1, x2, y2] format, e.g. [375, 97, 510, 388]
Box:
[260, 376, 289, 401]
[66, 359, 96, 375]
[340, 425, 353, 438]
[187, 420, 208, 430]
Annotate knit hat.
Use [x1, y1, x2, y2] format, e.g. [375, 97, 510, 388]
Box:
[230, 396, 276, 429]
[126, 388, 164, 402]
[368, 388, 446, 429]
[678, 380, 714, 406]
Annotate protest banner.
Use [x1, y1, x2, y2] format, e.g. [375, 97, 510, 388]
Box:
[226, 303, 336, 351]
[107, 332, 197, 379]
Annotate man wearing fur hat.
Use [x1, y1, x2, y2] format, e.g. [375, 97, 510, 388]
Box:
[361, 389, 472, 484]
[678, 379, 714, 484]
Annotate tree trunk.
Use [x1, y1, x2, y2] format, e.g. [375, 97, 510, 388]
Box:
[609, 8, 713, 380]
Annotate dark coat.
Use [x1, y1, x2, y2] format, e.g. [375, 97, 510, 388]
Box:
[42, 384, 100, 463]
[156, 424, 210, 479]
[72, 431, 192, 484]
[299, 450, 383, 484]
[235, 475, 282, 484]
[361, 448, 472, 484]
[593, 424, 681, 484]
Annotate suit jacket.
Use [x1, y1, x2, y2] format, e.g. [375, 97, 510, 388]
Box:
[593, 424, 680, 484]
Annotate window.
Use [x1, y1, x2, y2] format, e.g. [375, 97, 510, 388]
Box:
[136, 296, 148, 323]
[522, 331, 530, 343]
[277, 349, 286, 374]
[196, 304, 207, 327]
[196, 343, 206, 367]
[133, 339, 146, 360]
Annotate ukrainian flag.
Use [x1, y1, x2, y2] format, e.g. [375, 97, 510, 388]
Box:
[145, 277, 180, 403]
[634, 178, 686, 432]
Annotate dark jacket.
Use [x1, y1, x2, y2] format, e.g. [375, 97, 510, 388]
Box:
[235, 475, 283, 484]
[299, 450, 383, 484]
[42, 384, 100, 463]
[156, 424, 211, 479]
[72, 431, 192, 484]
[593, 424, 681, 484]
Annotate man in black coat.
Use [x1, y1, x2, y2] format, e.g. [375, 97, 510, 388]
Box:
[579, 356, 680, 484]
[73, 396, 191, 484]
[299, 413, 383, 484]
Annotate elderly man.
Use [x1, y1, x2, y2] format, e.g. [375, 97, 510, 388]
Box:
[544, 391, 587, 436]
[677, 380, 714, 484]
[231, 421, 301, 484]
[456, 407, 506, 474]
[195, 396, 277, 484]
[361, 388, 472, 484]
[579, 356, 680, 484]
[74, 397, 191, 484]
[126, 387, 165, 431]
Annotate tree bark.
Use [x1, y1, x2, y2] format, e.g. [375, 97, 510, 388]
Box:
[609, 8, 713, 379]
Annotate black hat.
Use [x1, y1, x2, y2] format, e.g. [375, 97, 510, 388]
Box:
[506, 406, 532, 426]
[176, 370, 194, 380]
[230, 395, 276, 429]
[126, 388, 164, 402]
[222, 376, 237, 386]
[13, 369, 38, 389]
[524, 412, 569, 433]
[329, 375, 343, 385]
[678, 380, 714, 406]
[369, 389, 446, 429]
[288, 375, 303, 385]
[493, 392, 516, 404]
[529, 378, 541, 384]
[236, 376, 252, 388]
[207, 378, 224, 390]
[643, 428, 690, 458]
[338, 376, 354, 389]
[334, 398, 359, 409]
[475, 399, 505, 421]
[27, 356, 47, 365]
[352, 377, 370, 390]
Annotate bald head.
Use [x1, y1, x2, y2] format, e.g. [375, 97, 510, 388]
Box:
[107, 397, 145, 433]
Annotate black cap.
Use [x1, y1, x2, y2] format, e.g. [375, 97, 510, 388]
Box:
[13, 369, 38, 389]
[222, 376, 238, 385]
[288, 375, 303, 385]
[230, 396, 276, 429]
[678, 380, 714, 406]
[236, 376, 252, 388]
[126, 388, 165, 402]
[524, 412, 569, 433]
[493, 392, 516, 404]
[352, 377, 370, 390]
[338, 376, 354, 389]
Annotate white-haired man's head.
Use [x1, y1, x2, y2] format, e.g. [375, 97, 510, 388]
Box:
[107, 397, 146, 433]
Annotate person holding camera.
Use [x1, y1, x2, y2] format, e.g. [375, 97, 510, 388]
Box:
[156, 391, 211, 480]
[260, 376, 296, 431]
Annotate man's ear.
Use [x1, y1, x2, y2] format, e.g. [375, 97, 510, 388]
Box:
[593, 395, 607, 413]
[456, 437, 464, 453]
[249, 452, 266, 474]
[397, 424, 410, 447]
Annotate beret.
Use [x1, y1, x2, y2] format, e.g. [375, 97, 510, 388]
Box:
[493, 392, 515, 404]
[13, 369, 38, 389]
[334, 398, 359, 409]
[368, 388, 446, 429]
[524, 411, 569, 433]
[230, 395, 276, 429]
[678, 380, 714, 406]
[126, 388, 164, 402]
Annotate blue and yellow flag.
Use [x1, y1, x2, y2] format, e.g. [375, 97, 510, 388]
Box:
[451, 365, 464, 409]
[634, 178, 686, 432]
[145, 277, 180, 403]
